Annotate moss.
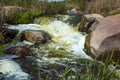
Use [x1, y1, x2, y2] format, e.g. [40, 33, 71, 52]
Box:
[0, 32, 5, 44]
[101, 7, 110, 16]
[48, 49, 74, 58]
[109, 8, 120, 15]
[8, 10, 43, 24]
[84, 33, 94, 58]
[78, 16, 87, 32]
[35, 16, 54, 25]
[0, 44, 9, 55]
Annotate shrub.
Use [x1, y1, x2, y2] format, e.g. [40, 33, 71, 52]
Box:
[8, 10, 43, 24]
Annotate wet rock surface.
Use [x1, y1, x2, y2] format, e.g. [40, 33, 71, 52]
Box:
[5, 46, 33, 57]
[85, 14, 120, 62]
[78, 14, 104, 32]
[20, 30, 51, 44]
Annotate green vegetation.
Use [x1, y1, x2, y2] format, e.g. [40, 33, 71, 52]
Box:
[35, 16, 55, 25]
[61, 61, 117, 80]
[46, 2, 66, 14]
[109, 8, 120, 15]
[8, 10, 43, 24]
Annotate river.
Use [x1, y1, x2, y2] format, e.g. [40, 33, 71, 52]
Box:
[0, 15, 93, 80]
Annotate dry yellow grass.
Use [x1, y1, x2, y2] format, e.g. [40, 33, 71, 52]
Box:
[85, 0, 120, 15]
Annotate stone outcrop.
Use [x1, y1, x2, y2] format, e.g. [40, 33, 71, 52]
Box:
[20, 30, 51, 44]
[85, 14, 120, 62]
[78, 14, 104, 32]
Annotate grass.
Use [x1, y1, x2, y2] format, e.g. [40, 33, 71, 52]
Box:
[8, 10, 43, 24]
[0, 0, 119, 15]
[60, 60, 117, 80]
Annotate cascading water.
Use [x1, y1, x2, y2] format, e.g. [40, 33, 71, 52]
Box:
[1, 15, 93, 80]
[9, 19, 91, 59]
[0, 55, 29, 80]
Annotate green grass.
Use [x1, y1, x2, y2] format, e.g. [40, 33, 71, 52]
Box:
[60, 60, 117, 80]
[8, 10, 43, 24]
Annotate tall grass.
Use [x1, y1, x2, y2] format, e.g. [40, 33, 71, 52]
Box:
[85, 0, 120, 15]
[61, 60, 117, 80]
[65, 0, 120, 15]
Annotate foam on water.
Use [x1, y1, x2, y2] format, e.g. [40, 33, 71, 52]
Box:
[0, 55, 29, 80]
[9, 20, 91, 59]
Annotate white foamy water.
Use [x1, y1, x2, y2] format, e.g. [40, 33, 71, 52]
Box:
[0, 55, 29, 80]
[9, 20, 91, 59]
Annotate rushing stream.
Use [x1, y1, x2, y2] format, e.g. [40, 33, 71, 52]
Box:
[0, 15, 94, 80]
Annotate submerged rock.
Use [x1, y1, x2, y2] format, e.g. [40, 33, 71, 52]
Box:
[5, 46, 33, 57]
[78, 14, 104, 32]
[20, 30, 51, 44]
[85, 14, 120, 62]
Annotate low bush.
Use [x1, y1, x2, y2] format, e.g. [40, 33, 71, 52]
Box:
[8, 10, 43, 24]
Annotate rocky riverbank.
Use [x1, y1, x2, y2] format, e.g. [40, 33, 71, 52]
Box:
[0, 4, 120, 80]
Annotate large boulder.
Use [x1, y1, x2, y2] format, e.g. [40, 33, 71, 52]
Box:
[0, 6, 30, 17]
[85, 14, 120, 62]
[20, 30, 51, 44]
[0, 6, 38, 24]
[78, 14, 104, 32]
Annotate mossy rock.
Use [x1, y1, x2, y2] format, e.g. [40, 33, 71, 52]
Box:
[85, 33, 94, 58]
[35, 16, 55, 25]
[32, 46, 75, 58]
[78, 16, 87, 32]
[8, 10, 43, 24]
[47, 49, 75, 58]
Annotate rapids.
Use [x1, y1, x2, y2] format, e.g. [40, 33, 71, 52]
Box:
[9, 19, 91, 58]
[0, 15, 93, 80]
